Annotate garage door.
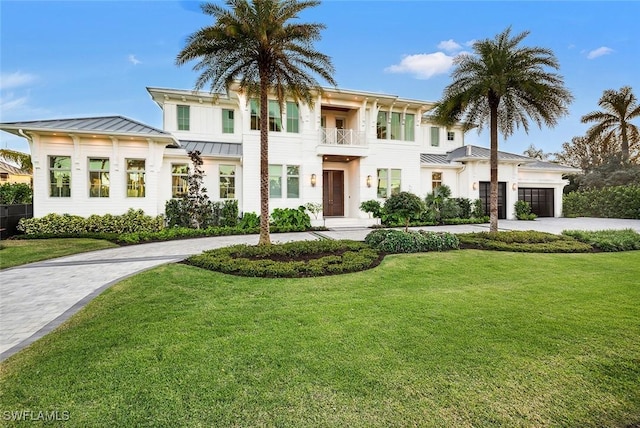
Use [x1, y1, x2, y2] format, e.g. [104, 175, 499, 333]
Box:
[518, 188, 554, 217]
[479, 182, 506, 219]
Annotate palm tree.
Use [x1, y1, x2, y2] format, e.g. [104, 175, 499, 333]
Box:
[432, 27, 572, 232]
[581, 86, 640, 163]
[176, 0, 336, 245]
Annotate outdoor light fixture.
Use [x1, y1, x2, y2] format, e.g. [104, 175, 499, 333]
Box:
[366, 175, 372, 187]
[512, 183, 518, 191]
[311, 174, 317, 187]
[472, 182, 478, 190]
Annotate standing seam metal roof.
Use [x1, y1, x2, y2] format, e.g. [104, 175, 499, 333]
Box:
[0, 116, 171, 137]
[179, 140, 243, 157]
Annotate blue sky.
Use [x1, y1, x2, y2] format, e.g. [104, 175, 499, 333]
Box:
[1, 1, 639, 156]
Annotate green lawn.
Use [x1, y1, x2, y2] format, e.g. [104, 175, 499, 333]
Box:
[1, 250, 639, 427]
[0, 238, 118, 269]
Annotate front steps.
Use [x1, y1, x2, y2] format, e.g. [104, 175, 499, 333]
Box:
[319, 217, 379, 230]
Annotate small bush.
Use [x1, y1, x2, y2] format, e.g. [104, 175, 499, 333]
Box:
[457, 231, 593, 253]
[562, 229, 640, 252]
[186, 240, 381, 277]
[0, 183, 32, 204]
[514, 200, 537, 221]
[271, 207, 311, 230]
[239, 212, 260, 230]
[360, 200, 383, 218]
[365, 229, 459, 253]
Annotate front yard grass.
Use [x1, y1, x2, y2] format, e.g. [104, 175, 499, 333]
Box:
[0, 238, 118, 270]
[1, 250, 639, 427]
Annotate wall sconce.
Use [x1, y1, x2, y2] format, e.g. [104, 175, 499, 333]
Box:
[311, 174, 317, 187]
[366, 175, 372, 188]
[512, 183, 518, 191]
[472, 182, 478, 190]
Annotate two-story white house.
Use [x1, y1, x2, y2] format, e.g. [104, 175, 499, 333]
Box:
[0, 85, 577, 225]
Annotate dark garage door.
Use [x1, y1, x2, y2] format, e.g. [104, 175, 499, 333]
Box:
[480, 182, 507, 219]
[518, 188, 554, 217]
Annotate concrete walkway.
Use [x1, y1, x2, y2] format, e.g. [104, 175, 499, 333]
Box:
[2, 217, 640, 361]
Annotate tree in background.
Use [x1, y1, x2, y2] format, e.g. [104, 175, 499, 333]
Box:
[554, 135, 618, 172]
[522, 144, 550, 160]
[176, 0, 336, 245]
[0, 149, 32, 173]
[432, 27, 572, 232]
[581, 86, 640, 163]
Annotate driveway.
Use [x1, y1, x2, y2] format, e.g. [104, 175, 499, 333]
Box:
[2, 217, 639, 361]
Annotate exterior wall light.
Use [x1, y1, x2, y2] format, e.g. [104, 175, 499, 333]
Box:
[311, 174, 317, 187]
[512, 183, 517, 191]
[366, 175, 372, 187]
[472, 182, 478, 190]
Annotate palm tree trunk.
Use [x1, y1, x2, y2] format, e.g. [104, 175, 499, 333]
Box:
[621, 124, 630, 163]
[489, 93, 499, 233]
[258, 78, 271, 245]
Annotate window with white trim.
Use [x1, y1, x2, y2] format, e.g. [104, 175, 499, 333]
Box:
[219, 165, 236, 199]
[447, 131, 455, 141]
[404, 113, 415, 141]
[177, 105, 190, 131]
[222, 109, 234, 134]
[377, 111, 388, 139]
[430, 127, 440, 147]
[49, 156, 71, 197]
[126, 159, 145, 197]
[432, 172, 442, 190]
[377, 168, 401, 198]
[286, 102, 299, 133]
[171, 164, 188, 198]
[89, 158, 110, 198]
[287, 165, 299, 198]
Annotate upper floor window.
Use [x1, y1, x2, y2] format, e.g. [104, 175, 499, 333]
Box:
[377, 111, 388, 139]
[447, 131, 455, 141]
[250, 100, 260, 130]
[49, 155, 71, 197]
[404, 114, 415, 141]
[377, 168, 401, 198]
[430, 127, 440, 147]
[250, 99, 283, 132]
[89, 158, 110, 198]
[286, 102, 299, 133]
[177, 105, 190, 131]
[171, 164, 188, 198]
[390, 112, 401, 140]
[126, 159, 145, 197]
[219, 165, 236, 199]
[222, 109, 234, 134]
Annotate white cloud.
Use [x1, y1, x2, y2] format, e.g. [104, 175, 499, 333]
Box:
[437, 39, 462, 53]
[128, 54, 142, 65]
[0, 72, 36, 91]
[464, 39, 476, 47]
[587, 46, 614, 59]
[386, 52, 455, 79]
[0, 94, 29, 113]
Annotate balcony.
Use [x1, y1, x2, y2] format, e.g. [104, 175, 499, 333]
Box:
[320, 128, 366, 146]
[317, 128, 369, 158]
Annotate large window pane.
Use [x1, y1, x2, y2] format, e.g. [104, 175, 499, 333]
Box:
[219, 164, 236, 199]
[126, 159, 145, 197]
[177, 105, 190, 131]
[172, 164, 188, 198]
[404, 114, 415, 141]
[250, 99, 260, 130]
[269, 164, 282, 198]
[390, 169, 401, 195]
[377, 111, 387, 139]
[49, 156, 71, 197]
[287, 165, 299, 198]
[89, 158, 110, 198]
[430, 126, 440, 147]
[390, 112, 401, 140]
[286, 102, 299, 133]
[222, 109, 234, 134]
[268, 100, 282, 132]
[377, 168, 388, 198]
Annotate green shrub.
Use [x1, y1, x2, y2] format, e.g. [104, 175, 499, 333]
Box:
[270, 206, 311, 229]
[563, 185, 640, 219]
[514, 200, 537, 221]
[562, 229, 640, 252]
[457, 231, 593, 253]
[239, 212, 260, 230]
[187, 240, 381, 277]
[452, 198, 473, 219]
[365, 229, 459, 253]
[0, 183, 32, 204]
[441, 216, 490, 225]
[304, 202, 323, 220]
[360, 200, 383, 218]
[17, 209, 164, 236]
[384, 192, 425, 231]
[219, 199, 239, 227]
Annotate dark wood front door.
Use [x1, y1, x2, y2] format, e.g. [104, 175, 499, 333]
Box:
[323, 170, 344, 216]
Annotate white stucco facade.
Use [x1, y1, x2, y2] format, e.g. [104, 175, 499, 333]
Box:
[0, 86, 578, 221]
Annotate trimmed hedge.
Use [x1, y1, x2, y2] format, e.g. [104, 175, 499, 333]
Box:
[457, 231, 593, 253]
[562, 229, 640, 252]
[17, 209, 164, 235]
[186, 240, 381, 277]
[365, 229, 459, 253]
[563, 185, 640, 219]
